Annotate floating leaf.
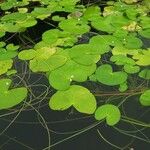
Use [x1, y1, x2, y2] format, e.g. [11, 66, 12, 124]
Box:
[119, 82, 128, 92]
[139, 69, 150, 79]
[90, 35, 122, 48]
[18, 49, 37, 60]
[30, 54, 67, 72]
[140, 90, 150, 106]
[91, 17, 115, 33]
[89, 36, 111, 54]
[42, 29, 60, 44]
[0, 50, 18, 60]
[0, 79, 27, 110]
[59, 18, 90, 35]
[6, 69, 17, 76]
[49, 85, 97, 114]
[69, 44, 100, 65]
[123, 64, 140, 74]
[96, 64, 127, 86]
[6, 44, 19, 51]
[0, 60, 13, 75]
[110, 55, 136, 65]
[0, 42, 6, 48]
[123, 35, 143, 49]
[133, 49, 150, 66]
[138, 29, 150, 38]
[83, 6, 101, 21]
[31, 7, 51, 20]
[112, 46, 139, 56]
[0, 32, 5, 38]
[94, 104, 121, 126]
[49, 60, 96, 90]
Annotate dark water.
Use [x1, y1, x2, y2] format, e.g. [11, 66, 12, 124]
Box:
[0, 67, 150, 150]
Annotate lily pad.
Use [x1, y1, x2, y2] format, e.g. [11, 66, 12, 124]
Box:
[95, 64, 128, 86]
[110, 55, 136, 65]
[0, 59, 13, 75]
[140, 90, 150, 106]
[59, 18, 90, 35]
[123, 35, 143, 49]
[30, 54, 67, 72]
[139, 69, 150, 80]
[18, 49, 37, 60]
[69, 44, 101, 65]
[123, 64, 140, 74]
[49, 60, 96, 90]
[0, 79, 27, 110]
[94, 104, 121, 126]
[49, 85, 97, 114]
[83, 6, 101, 21]
[0, 50, 18, 60]
[133, 49, 150, 66]
[138, 29, 150, 38]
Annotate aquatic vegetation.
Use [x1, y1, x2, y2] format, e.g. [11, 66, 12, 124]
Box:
[0, 0, 149, 149]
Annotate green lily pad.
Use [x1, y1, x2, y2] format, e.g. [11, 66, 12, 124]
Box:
[123, 35, 143, 49]
[42, 29, 60, 44]
[133, 49, 150, 66]
[0, 32, 5, 38]
[123, 64, 140, 74]
[0, 42, 6, 48]
[138, 29, 150, 38]
[94, 104, 121, 126]
[49, 85, 97, 114]
[6, 69, 17, 76]
[0, 49, 18, 60]
[0, 59, 13, 75]
[1, 12, 28, 24]
[110, 55, 136, 65]
[90, 35, 122, 48]
[91, 17, 116, 33]
[69, 44, 101, 65]
[59, 18, 90, 35]
[0, 79, 27, 110]
[119, 82, 128, 92]
[49, 60, 96, 90]
[140, 90, 150, 106]
[18, 49, 37, 60]
[95, 64, 128, 86]
[30, 54, 67, 72]
[35, 47, 56, 60]
[31, 7, 52, 20]
[139, 69, 150, 80]
[83, 6, 101, 21]
[89, 36, 111, 54]
[139, 16, 150, 29]
[112, 46, 139, 56]
[6, 44, 19, 51]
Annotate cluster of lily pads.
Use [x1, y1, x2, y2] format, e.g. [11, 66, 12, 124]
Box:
[0, 0, 150, 126]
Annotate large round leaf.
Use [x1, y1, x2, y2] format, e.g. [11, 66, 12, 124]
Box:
[49, 85, 97, 114]
[49, 60, 96, 90]
[0, 79, 27, 110]
[69, 44, 101, 65]
[139, 90, 150, 106]
[59, 18, 90, 35]
[139, 69, 150, 80]
[0, 59, 13, 75]
[95, 64, 127, 86]
[18, 49, 36, 60]
[95, 104, 121, 126]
